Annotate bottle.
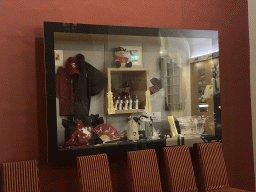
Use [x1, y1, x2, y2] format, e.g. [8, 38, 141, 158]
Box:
[119, 99, 123, 110]
[129, 95, 133, 110]
[115, 96, 120, 110]
[135, 95, 139, 109]
[124, 96, 129, 110]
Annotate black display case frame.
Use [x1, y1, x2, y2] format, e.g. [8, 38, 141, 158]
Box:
[44, 21, 219, 162]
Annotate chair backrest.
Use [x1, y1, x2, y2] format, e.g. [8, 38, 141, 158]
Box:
[197, 142, 229, 191]
[77, 153, 113, 192]
[127, 149, 163, 192]
[163, 145, 198, 192]
[2, 160, 40, 192]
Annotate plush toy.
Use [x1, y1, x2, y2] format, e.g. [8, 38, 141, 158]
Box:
[133, 110, 153, 126]
[114, 47, 132, 68]
[140, 110, 153, 124]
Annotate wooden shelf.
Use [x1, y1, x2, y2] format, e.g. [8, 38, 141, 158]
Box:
[114, 109, 144, 114]
[104, 68, 151, 115]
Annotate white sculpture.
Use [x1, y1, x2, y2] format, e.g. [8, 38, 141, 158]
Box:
[115, 96, 120, 110]
[129, 96, 133, 110]
[124, 96, 129, 110]
[119, 99, 123, 110]
[127, 116, 139, 141]
[135, 95, 139, 109]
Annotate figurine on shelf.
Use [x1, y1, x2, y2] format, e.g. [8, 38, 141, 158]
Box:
[114, 47, 132, 68]
[132, 110, 153, 139]
[135, 95, 139, 109]
[129, 95, 133, 110]
[119, 99, 123, 110]
[113, 97, 116, 109]
[119, 81, 133, 99]
[115, 96, 120, 110]
[124, 96, 129, 110]
[139, 110, 153, 126]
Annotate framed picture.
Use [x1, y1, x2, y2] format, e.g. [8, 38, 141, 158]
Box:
[167, 116, 178, 137]
[122, 46, 142, 67]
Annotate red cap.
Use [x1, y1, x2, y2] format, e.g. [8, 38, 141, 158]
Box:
[65, 57, 80, 75]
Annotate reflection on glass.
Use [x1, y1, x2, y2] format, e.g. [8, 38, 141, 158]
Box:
[53, 27, 220, 148]
[159, 29, 220, 139]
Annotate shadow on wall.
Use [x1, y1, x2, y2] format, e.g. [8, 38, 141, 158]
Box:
[35, 38, 47, 164]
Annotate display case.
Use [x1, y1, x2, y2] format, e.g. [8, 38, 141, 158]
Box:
[44, 21, 220, 162]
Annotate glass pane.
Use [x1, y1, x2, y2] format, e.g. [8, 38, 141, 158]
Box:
[167, 67, 173, 76]
[51, 24, 220, 148]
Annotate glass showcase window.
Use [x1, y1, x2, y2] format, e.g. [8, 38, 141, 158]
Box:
[52, 27, 220, 148]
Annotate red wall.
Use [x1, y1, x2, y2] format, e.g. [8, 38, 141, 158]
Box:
[0, 0, 254, 191]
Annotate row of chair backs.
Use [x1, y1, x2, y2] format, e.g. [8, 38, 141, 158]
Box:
[197, 142, 230, 191]
[163, 145, 198, 192]
[127, 149, 163, 192]
[77, 153, 113, 192]
[1, 142, 251, 192]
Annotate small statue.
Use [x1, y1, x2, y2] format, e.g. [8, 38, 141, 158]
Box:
[114, 47, 132, 68]
[119, 81, 133, 99]
[135, 95, 139, 110]
[113, 97, 116, 109]
[119, 99, 123, 110]
[127, 116, 139, 141]
[132, 110, 153, 139]
[129, 95, 133, 110]
[124, 96, 129, 110]
[139, 110, 153, 125]
[115, 96, 120, 110]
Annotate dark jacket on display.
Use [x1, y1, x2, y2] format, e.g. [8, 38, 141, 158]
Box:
[73, 54, 107, 126]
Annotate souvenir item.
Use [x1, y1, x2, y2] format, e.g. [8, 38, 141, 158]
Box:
[151, 127, 160, 140]
[127, 116, 139, 141]
[119, 99, 123, 110]
[124, 96, 129, 110]
[129, 96, 133, 110]
[168, 116, 178, 137]
[119, 81, 133, 99]
[115, 96, 120, 110]
[61, 119, 93, 148]
[118, 130, 127, 140]
[139, 110, 152, 123]
[135, 95, 139, 109]
[114, 47, 132, 68]
[149, 77, 162, 95]
[62, 119, 76, 142]
[94, 123, 120, 143]
[65, 57, 80, 75]
[139, 130, 146, 139]
[56, 57, 80, 116]
[73, 54, 107, 126]
[150, 77, 162, 89]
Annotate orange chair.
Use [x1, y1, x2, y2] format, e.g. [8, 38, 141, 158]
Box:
[2, 160, 40, 192]
[127, 149, 163, 192]
[197, 142, 251, 192]
[77, 153, 113, 192]
[163, 145, 198, 192]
